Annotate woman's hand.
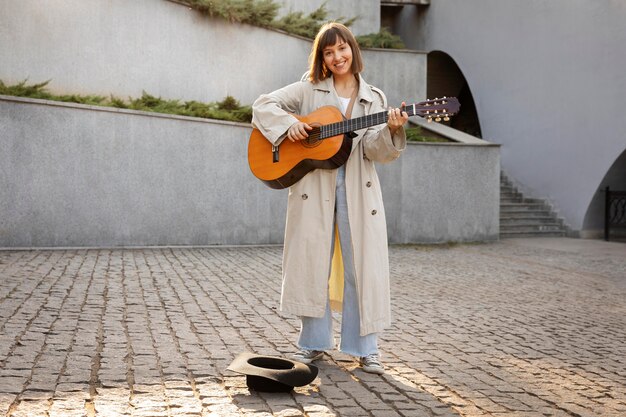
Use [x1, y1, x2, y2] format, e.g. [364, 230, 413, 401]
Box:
[287, 121, 313, 142]
[387, 102, 409, 136]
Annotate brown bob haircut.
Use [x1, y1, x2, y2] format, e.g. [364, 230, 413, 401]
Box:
[308, 22, 364, 83]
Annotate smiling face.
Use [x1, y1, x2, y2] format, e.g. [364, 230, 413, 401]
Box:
[322, 37, 353, 78]
[308, 22, 363, 83]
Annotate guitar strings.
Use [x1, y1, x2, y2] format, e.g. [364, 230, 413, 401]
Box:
[305, 104, 437, 140]
[322, 111, 390, 138]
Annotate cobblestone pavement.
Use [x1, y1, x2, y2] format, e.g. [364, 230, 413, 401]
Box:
[0, 238, 625, 417]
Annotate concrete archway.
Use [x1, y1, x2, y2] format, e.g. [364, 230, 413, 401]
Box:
[582, 148, 626, 237]
[427, 51, 481, 138]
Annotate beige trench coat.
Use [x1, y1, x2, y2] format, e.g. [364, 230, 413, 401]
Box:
[251, 75, 406, 336]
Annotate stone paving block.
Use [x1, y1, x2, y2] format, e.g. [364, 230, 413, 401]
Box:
[0, 394, 16, 415]
[203, 403, 241, 416]
[271, 408, 304, 417]
[132, 407, 169, 417]
[370, 408, 403, 417]
[48, 398, 89, 417]
[8, 399, 51, 417]
[19, 389, 55, 401]
[430, 407, 463, 417]
[0, 377, 26, 395]
[300, 403, 335, 415]
[170, 403, 203, 415]
[470, 396, 509, 413]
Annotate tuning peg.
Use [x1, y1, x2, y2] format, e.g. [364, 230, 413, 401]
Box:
[427, 117, 433, 123]
[435, 117, 442, 122]
[443, 116, 450, 121]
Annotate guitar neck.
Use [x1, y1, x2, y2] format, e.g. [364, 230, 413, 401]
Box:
[320, 104, 419, 139]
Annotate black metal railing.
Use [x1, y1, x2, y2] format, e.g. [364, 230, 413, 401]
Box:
[605, 186, 626, 241]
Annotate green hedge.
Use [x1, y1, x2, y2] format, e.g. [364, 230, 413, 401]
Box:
[0, 79, 252, 123]
[179, 0, 405, 49]
[405, 126, 451, 143]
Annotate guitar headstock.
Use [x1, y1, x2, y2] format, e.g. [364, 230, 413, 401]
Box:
[408, 97, 460, 123]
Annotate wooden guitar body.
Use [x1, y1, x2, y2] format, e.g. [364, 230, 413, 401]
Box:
[248, 106, 352, 189]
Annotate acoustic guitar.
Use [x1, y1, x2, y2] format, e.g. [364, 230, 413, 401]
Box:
[248, 97, 460, 189]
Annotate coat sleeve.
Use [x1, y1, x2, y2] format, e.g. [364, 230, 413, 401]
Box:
[251, 81, 306, 146]
[362, 87, 407, 163]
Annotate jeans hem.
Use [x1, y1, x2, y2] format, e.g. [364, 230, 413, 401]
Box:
[297, 345, 334, 352]
[339, 347, 379, 358]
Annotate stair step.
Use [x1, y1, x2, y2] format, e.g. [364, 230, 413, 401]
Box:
[501, 194, 522, 199]
[500, 207, 553, 214]
[500, 186, 516, 193]
[500, 207, 554, 214]
[500, 189, 520, 195]
[500, 231, 568, 238]
[500, 172, 568, 237]
[500, 218, 562, 226]
[500, 224, 564, 232]
[501, 196, 544, 202]
[501, 202, 547, 208]
[500, 197, 545, 205]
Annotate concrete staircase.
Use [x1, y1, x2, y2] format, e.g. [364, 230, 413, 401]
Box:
[500, 173, 569, 238]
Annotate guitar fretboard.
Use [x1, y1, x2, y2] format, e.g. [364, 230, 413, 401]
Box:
[319, 106, 418, 139]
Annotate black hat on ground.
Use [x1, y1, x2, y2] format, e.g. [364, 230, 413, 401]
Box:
[227, 352, 319, 392]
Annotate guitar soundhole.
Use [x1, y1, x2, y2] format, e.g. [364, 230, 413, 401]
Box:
[301, 127, 322, 148]
[301, 137, 321, 148]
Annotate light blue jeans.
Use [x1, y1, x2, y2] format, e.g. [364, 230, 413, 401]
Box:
[297, 166, 378, 357]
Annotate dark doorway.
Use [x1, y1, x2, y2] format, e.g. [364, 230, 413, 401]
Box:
[427, 51, 482, 138]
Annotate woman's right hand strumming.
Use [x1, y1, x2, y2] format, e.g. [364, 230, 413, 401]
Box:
[287, 122, 313, 142]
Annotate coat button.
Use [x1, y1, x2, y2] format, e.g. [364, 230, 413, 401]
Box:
[302, 194, 308, 200]
[371, 209, 377, 215]
[366, 181, 372, 188]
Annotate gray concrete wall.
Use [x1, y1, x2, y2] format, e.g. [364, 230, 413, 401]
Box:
[0, 0, 423, 108]
[0, 96, 286, 247]
[277, 0, 380, 36]
[0, 96, 499, 247]
[394, 0, 626, 234]
[379, 142, 501, 244]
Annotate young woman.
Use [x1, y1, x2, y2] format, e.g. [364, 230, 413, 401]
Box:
[251, 22, 409, 374]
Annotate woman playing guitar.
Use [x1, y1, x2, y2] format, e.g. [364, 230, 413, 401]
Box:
[251, 22, 409, 375]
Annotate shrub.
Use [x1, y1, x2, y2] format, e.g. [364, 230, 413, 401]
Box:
[180, 0, 404, 49]
[1, 79, 253, 123]
[356, 27, 405, 49]
[182, 0, 279, 26]
[405, 126, 451, 142]
[271, 3, 355, 39]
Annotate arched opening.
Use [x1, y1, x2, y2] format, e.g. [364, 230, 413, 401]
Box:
[582, 148, 626, 239]
[427, 51, 482, 138]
